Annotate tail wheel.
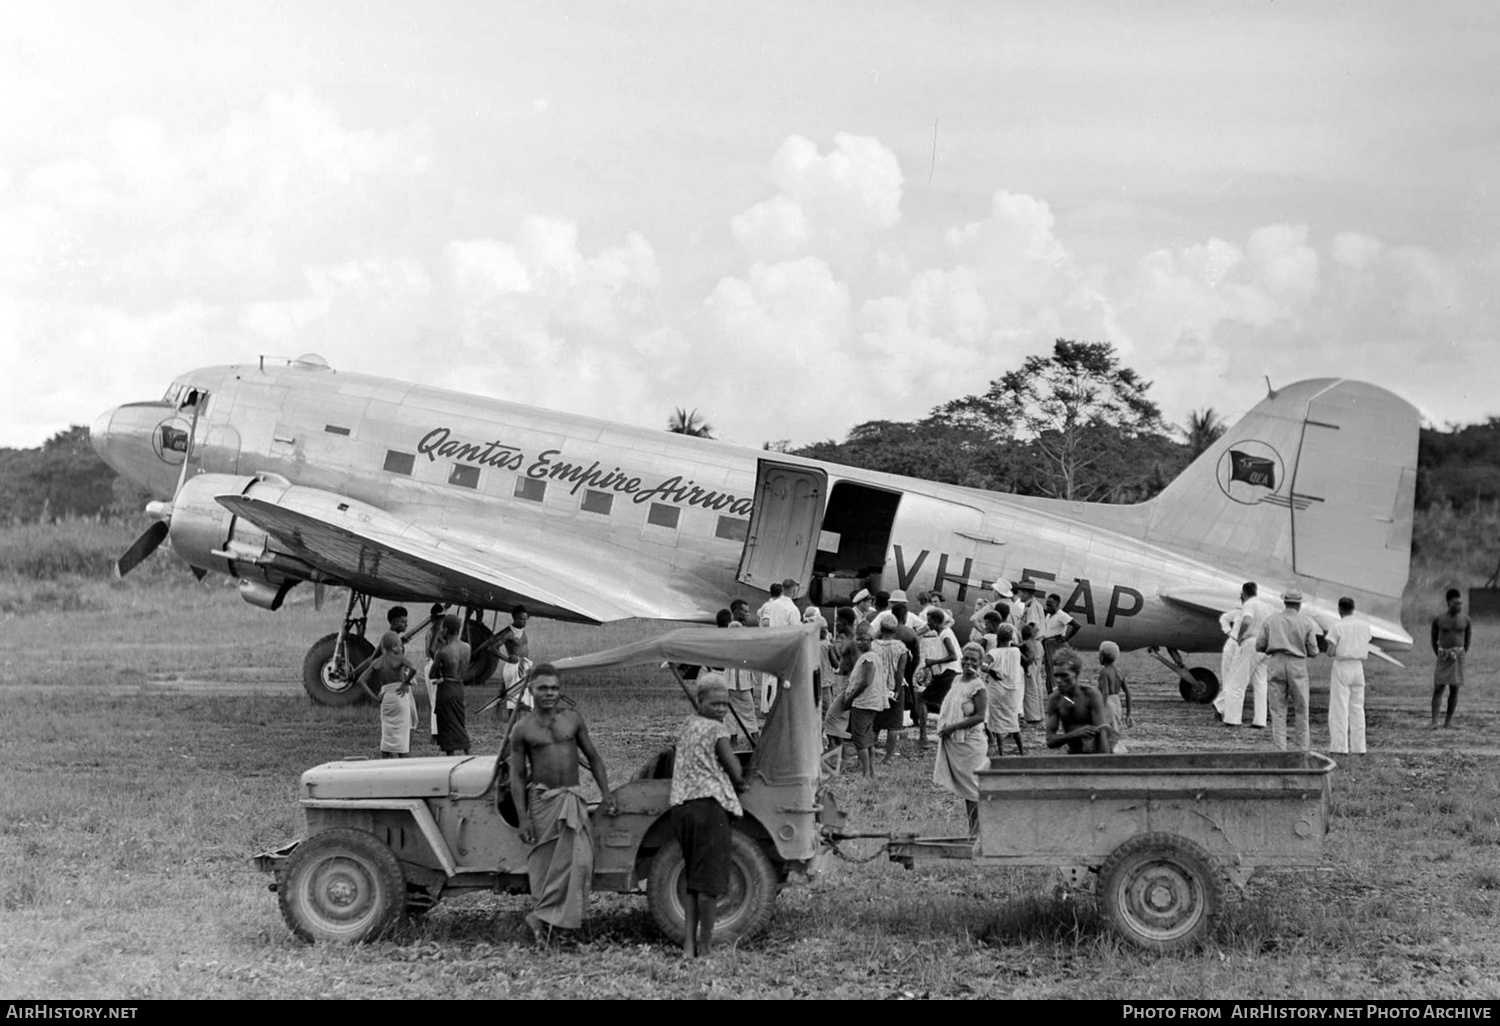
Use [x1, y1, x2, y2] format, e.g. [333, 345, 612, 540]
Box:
[277, 828, 405, 943]
[1179, 667, 1219, 704]
[1099, 833, 1223, 951]
[647, 827, 778, 946]
[302, 632, 377, 706]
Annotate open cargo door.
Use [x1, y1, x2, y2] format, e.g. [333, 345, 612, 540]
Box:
[737, 460, 827, 593]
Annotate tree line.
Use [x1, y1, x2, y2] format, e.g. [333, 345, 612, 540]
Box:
[5, 341, 1498, 523]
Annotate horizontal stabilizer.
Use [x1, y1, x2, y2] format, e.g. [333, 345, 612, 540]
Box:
[1162, 587, 1410, 654]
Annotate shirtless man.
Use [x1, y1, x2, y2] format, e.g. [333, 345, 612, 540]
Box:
[1431, 588, 1473, 729]
[508, 665, 616, 942]
[430, 614, 472, 756]
[1044, 648, 1113, 754]
[492, 605, 534, 710]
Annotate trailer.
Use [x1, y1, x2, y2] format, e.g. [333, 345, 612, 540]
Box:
[862, 750, 1336, 950]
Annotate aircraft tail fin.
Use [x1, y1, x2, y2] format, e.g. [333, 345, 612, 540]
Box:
[1145, 379, 1419, 638]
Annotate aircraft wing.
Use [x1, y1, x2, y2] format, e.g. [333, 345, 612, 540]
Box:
[216, 488, 656, 623]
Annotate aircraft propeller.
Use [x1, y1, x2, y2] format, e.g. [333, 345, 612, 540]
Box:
[114, 501, 172, 578]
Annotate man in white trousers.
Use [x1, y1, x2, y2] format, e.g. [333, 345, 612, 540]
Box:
[1212, 607, 1241, 720]
[1325, 596, 1372, 755]
[1222, 582, 1278, 728]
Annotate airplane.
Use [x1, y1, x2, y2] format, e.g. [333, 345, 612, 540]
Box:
[90, 354, 1419, 706]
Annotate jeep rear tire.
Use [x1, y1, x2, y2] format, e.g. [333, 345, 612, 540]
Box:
[647, 827, 777, 946]
[278, 828, 405, 943]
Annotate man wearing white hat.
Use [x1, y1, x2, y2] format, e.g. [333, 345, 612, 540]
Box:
[970, 579, 1019, 643]
[852, 588, 875, 625]
[1255, 586, 1322, 751]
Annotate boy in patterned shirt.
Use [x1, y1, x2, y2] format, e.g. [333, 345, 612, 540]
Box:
[670, 674, 746, 958]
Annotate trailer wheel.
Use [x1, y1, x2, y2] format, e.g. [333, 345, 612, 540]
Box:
[1179, 667, 1219, 704]
[647, 828, 777, 946]
[303, 633, 377, 706]
[277, 828, 406, 943]
[1099, 833, 1222, 951]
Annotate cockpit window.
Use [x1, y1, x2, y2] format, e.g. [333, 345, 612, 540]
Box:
[180, 388, 202, 410]
[162, 383, 183, 405]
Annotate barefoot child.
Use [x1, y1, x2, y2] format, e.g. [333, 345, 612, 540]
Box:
[1097, 641, 1132, 751]
[669, 674, 746, 958]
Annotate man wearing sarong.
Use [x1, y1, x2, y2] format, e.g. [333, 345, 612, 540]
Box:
[508, 664, 616, 943]
[431, 614, 472, 756]
[495, 605, 535, 711]
[384, 606, 424, 739]
[1431, 588, 1473, 729]
[423, 604, 445, 737]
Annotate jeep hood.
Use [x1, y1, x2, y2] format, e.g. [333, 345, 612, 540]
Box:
[301, 755, 496, 800]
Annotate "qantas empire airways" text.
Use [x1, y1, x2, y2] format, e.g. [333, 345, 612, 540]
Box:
[417, 429, 754, 516]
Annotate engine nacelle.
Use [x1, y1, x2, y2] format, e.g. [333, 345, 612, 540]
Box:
[167, 473, 309, 601]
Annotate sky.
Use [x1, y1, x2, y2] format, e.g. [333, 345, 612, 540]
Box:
[2, 1, 1497, 450]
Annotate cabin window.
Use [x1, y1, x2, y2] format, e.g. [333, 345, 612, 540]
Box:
[324, 424, 351, 436]
[515, 477, 546, 502]
[647, 503, 680, 529]
[449, 464, 480, 489]
[581, 489, 613, 515]
[715, 516, 748, 541]
[383, 450, 415, 476]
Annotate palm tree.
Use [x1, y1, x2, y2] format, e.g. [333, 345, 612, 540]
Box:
[667, 407, 715, 439]
[1181, 407, 1227, 458]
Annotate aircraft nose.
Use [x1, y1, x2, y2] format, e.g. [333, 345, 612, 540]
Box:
[91, 407, 116, 462]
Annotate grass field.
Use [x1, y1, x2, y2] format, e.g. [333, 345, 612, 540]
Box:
[2, 534, 1499, 999]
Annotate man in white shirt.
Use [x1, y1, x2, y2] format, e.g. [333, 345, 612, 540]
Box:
[1040, 592, 1081, 692]
[1325, 597, 1373, 755]
[756, 581, 801, 711]
[758, 581, 800, 628]
[1222, 582, 1279, 728]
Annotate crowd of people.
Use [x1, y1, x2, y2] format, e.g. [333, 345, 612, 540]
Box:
[347, 579, 1474, 952]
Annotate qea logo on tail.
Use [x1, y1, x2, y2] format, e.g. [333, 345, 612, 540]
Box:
[1215, 441, 1285, 506]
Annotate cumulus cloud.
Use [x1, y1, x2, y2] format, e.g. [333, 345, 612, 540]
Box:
[728, 134, 903, 263]
[3, 92, 430, 304]
[439, 216, 673, 423]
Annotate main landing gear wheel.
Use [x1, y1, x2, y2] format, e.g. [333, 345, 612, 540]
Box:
[647, 828, 778, 946]
[277, 828, 406, 943]
[303, 633, 376, 706]
[1098, 833, 1223, 951]
[1179, 667, 1220, 704]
